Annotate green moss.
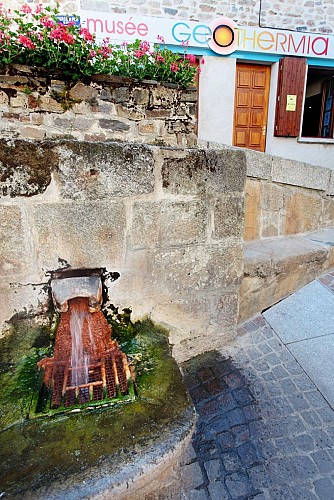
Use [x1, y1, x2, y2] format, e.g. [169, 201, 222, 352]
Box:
[0, 314, 192, 497]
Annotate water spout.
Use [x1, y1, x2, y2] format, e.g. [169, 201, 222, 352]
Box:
[38, 269, 134, 409]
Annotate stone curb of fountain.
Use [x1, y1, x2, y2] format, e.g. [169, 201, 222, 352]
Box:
[177, 271, 334, 500]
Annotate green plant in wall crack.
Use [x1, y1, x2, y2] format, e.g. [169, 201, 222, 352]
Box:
[0, 3, 203, 87]
[50, 89, 79, 110]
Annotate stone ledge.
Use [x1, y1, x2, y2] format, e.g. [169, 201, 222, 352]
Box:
[239, 228, 334, 321]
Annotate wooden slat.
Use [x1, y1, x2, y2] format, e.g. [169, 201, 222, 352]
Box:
[274, 56, 307, 137]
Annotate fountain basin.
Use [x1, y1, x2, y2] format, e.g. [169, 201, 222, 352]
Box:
[0, 317, 195, 499]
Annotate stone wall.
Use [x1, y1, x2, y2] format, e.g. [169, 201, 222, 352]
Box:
[5, 0, 334, 33]
[244, 151, 334, 240]
[0, 139, 246, 363]
[0, 66, 197, 148]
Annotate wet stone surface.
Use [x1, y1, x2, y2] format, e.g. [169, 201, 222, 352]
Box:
[179, 312, 334, 499]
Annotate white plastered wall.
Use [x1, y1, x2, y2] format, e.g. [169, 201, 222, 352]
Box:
[198, 56, 236, 145]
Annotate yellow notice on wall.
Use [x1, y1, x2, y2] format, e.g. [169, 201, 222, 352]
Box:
[286, 94, 297, 111]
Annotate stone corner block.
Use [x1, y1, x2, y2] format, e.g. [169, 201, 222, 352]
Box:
[33, 201, 127, 270]
[244, 149, 272, 180]
[56, 141, 155, 199]
[272, 156, 331, 192]
[161, 147, 247, 196]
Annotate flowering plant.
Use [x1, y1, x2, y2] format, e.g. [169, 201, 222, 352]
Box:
[0, 3, 202, 86]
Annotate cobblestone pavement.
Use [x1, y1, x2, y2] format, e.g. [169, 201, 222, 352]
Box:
[177, 274, 334, 500]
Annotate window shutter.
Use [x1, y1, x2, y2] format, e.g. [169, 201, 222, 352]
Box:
[274, 57, 307, 137]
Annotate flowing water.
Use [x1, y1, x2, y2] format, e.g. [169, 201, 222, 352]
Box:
[69, 303, 89, 387]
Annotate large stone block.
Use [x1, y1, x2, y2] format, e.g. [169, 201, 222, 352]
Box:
[161, 148, 246, 196]
[244, 180, 260, 241]
[245, 149, 272, 180]
[56, 141, 155, 199]
[260, 182, 284, 211]
[272, 156, 331, 192]
[0, 139, 57, 197]
[69, 82, 98, 102]
[143, 244, 243, 294]
[284, 190, 323, 234]
[151, 85, 178, 107]
[33, 201, 127, 270]
[212, 195, 244, 240]
[261, 210, 280, 238]
[130, 200, 208, 250]
[240, 235, 330, 321]
[0, 205, 34, 278]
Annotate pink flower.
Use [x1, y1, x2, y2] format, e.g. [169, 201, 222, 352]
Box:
[155, 54, 165, 63]
[89, 49, 97, 58]
[186, 54, 196, 64]
[18, 35, 35, 49]
[40, 16, 55, 28]
[134, 49, 145, 58]
[62, 32, 75, 45]
[157, 34, 165, 43]
[170, 63, 178, 73]
[21, 4, 32, 14]
[49, 26, 64, 41]
[181, 40, 189, 47]
[80, 28, 94, 42]
[201, 57, 205, 64]
[98, 47, 111, 58]
[35, 4, 43, 14]
[197, 66, 202, 74]
[139, 40, 150, 53]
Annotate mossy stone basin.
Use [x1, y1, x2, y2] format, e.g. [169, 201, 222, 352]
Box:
[0, 317, 195, 499]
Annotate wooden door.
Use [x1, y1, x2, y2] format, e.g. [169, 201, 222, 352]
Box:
[233, 64, 271, 152]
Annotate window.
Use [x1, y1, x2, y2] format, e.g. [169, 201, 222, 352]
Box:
[301, 68, 334, 138]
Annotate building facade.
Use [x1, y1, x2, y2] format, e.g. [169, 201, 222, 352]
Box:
[4, 0, 334, 168]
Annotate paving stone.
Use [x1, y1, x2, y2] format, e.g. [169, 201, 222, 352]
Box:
[310, 450, 333, 473]
[292, 434, 317, 453]
[237, 442, 263, 467]
[301, 410, 323, 427]
[217, 431, 234, 450]
[207, 481, 229, 500]
[204, 459, 224, 482]
[314, 477, 334, 498]
[225, 472, 254, 498]
[289, 484, 318, 500]
[292, 455, 318, 478]
[232, 387, 254, 406]
[185, 488, 209, 500]
[221, 451, 243, 472]
[309, 429, 334, 449]
[247, 464, 272, 489]
[287, 393, 310, 410]
[263, 280, 334, 343]
[181, 304, 334, 499]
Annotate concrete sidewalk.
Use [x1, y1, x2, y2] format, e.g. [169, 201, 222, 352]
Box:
[169, 270, 334, 499]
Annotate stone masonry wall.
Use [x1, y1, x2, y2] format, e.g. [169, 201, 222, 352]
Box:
[0, 139, 246, 363]
[5, 0, 334, 34]
[0, 66, 197, 148]
[198, 143, 334, 241]
[244, 152, 334, 240]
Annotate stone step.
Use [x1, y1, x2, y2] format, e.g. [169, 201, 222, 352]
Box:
[239, 227, 334, 321]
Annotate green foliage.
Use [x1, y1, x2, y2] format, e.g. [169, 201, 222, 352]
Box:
[0, 3, 201, 86]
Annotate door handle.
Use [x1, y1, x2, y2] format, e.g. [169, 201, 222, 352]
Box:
[262, 125, 267, 136]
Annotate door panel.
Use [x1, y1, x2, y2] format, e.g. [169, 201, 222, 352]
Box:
[233, 64, 271, 152]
